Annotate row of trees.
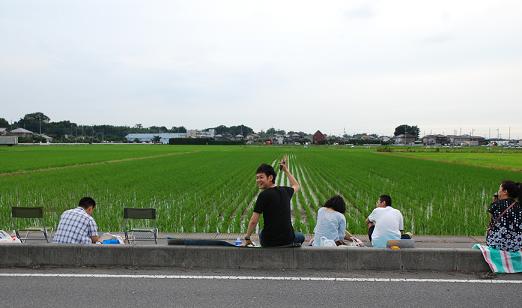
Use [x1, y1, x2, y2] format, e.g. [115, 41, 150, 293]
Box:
[209, 125, 254, 137]
[0, 113, 258, 143]
[1, 112, 421, 143]
[0, 112, 190, 143]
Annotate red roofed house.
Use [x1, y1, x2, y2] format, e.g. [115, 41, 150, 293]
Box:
[313, 130, 326, 144]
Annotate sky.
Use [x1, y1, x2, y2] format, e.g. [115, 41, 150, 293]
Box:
[1, 0, 521, 138]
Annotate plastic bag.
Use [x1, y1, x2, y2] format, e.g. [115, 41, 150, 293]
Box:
[319, 236, 337, 247]
[99, 233, 125, 245]
[0, 230, 22, 244]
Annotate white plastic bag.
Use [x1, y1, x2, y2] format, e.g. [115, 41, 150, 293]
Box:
[319, 236, 337, 247]
[0, 230, 22, 244]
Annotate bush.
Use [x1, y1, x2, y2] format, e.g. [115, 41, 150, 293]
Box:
[376, 146, 392, 152]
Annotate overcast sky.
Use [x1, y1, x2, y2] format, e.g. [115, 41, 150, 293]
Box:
[1, 0, 521, 138]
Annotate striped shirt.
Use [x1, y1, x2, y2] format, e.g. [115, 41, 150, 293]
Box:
[53, 207, 98, 244]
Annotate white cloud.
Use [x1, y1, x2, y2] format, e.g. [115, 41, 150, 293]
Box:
[0, 0, 521, 137]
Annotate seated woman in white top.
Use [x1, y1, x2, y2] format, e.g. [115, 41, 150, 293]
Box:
[311, 195, 357, 246]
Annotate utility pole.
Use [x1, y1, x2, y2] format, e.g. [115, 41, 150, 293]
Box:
[508, 127, 511, 140]
[404, 125, 407, 145]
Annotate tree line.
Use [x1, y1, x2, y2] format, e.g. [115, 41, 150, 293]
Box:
[1, 112, 420, 144]
[0, 112, 255, 143]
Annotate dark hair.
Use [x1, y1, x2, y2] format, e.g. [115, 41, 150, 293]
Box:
[78, 197, 96, 209]
[323, 195, 346, 214]
[500, 180, 521, 200]
[379, 194, 392, 207]
[256, 163, 276, 184]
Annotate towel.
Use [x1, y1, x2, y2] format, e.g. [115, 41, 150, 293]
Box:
[473, 244, 522, 273]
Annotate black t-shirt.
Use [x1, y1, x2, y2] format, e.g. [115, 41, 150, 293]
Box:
[254, 186, 295, 247]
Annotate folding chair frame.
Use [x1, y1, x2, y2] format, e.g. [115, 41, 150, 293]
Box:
[123, 208, 158, 244]
[11, 207, 49, 243]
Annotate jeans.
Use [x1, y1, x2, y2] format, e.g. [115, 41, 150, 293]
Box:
[259, 230, 305, 247]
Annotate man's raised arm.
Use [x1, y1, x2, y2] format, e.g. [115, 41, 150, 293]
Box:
[280, 156, 299, 192]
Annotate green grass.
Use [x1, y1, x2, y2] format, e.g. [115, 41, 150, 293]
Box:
[0, 144, 209, 173]
[1, 145, 520, 235]
[385, 152, 522, 172]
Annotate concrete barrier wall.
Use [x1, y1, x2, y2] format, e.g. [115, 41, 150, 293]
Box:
[0, 244, 490, 272]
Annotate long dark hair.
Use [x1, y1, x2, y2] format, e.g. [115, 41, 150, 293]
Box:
[501, 180, 522, 200]
[323, 195, 346, 214]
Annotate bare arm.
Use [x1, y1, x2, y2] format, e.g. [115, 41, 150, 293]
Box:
[244, 212, 260, 245]
[280, 156, 299, 192]
[91, 235, 100, 243]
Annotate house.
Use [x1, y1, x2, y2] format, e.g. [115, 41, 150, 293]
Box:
[379, 136, 392, 143]
[39, 134, 53, 143]
[394, 134, 416, 145]
[246, 134, 259, 142]
[422, 134, 449, 146]
[9, 128, 34, 137]
[447, 135, 486, 146]
[313, 130, 326, 144]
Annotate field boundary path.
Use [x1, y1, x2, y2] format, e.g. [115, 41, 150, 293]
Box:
[0, 150, 201, 177]
[379, 151, 522, 173]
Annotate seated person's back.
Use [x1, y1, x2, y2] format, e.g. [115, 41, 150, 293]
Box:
[367, 195, 403, 248]
[53, 197, 99, 244]
[256, 186, 295, 246]
[313, 196, 347, 247]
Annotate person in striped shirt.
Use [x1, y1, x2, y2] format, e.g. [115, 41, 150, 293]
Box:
[53, 197, 100, 244]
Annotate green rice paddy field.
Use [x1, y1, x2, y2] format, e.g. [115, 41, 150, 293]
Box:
[1, 145, 521, 235]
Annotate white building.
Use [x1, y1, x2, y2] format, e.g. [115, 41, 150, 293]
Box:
[394, 134, 416, 145]
[125, 133, 187, 144]
[187, 129, 215, 138]
[447, 135, 485, 146]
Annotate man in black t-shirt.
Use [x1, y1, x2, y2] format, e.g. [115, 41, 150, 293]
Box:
[243, 157, 305, 247]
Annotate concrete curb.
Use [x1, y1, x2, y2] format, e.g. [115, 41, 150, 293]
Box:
[0, 244, 490, 272]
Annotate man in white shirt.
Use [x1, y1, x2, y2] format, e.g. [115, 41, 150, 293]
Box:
[366, 195, 404, 248]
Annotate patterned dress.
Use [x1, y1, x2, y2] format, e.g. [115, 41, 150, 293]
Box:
[486, 198, 522, 252]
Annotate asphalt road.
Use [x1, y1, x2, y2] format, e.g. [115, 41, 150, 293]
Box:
[0, 268, 521, 307]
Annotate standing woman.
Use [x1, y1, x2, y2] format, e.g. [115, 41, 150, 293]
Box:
[486, 180, 522, 251]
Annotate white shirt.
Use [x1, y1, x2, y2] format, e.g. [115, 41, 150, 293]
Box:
[367, 206, 403, 248]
